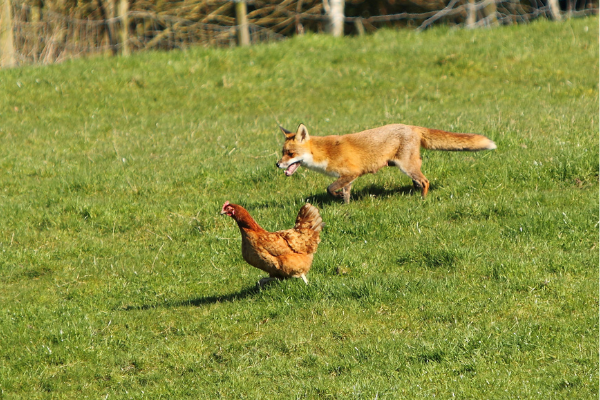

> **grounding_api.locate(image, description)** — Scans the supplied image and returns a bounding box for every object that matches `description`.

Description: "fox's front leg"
[327,176,358,204]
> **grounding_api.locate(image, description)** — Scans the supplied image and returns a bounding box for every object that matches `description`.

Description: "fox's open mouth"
[285,162,300,176]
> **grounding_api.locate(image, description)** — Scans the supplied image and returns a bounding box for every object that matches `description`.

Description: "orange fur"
[276,124,496,203]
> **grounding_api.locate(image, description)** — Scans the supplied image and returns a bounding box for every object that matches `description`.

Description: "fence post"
[118,0,129,55]
[483,0,499,26]
[354,18,365,35]
[324,0,345,37]
[547,0,562,20]
[466,0,477,28]
[0,0,16,67]
[235,0,250,46]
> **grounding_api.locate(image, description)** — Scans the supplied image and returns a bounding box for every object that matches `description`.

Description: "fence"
[1,0,597,67]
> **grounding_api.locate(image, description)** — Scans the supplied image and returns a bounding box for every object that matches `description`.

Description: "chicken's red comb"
[221,201,231,213]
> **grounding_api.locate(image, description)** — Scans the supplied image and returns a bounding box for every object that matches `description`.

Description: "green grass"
[0,17,598,398]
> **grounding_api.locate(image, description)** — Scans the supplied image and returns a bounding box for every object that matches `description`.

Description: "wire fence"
[1,0,597,67]
[5,1,288,65]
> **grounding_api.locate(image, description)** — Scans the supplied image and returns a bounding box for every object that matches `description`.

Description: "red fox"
[276,123,496,203]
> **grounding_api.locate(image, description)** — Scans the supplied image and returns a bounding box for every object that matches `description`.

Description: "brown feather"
[222,202,323,282]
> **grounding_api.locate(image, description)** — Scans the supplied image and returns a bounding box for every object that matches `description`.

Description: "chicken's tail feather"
[295,203,324,232]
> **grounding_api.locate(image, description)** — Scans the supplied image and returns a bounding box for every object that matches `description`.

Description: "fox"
[276,123,496,203]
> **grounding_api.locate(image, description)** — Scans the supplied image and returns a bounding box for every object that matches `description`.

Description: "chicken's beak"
[220,201,230,215]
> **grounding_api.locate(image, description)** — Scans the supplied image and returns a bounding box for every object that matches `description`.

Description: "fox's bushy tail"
[294,204,324,232]
[420,128,496,151]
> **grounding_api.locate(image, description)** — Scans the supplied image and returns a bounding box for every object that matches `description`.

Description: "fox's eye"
[287,151,294,157]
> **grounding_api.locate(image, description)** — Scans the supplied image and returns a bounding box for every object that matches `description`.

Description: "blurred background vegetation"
[1,0,598,65]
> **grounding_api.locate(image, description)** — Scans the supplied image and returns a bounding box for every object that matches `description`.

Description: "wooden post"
[97,0,117,55]
[547,0,562,21]
[30,0,41,62]
[0,0,16,67]
[295,0,304,35]
[118,0,129,55]
[235,0,249,46]
[483,0,499,27]
[566,0,573,18]
[354,18,365,35]
[324,0,345,37]
[466,0,477,28]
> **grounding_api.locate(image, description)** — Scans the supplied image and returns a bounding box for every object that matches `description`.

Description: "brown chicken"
[220,201,324,285]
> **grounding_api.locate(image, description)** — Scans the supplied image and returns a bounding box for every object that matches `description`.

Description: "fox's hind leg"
[393,156,430,198]
[412,175,429,198]
[327,175,358,204]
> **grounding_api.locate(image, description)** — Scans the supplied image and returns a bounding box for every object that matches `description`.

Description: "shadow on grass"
[353,184,420,200]
[239,183,438,210]
[304,183,435,207]
[122,285,261,311]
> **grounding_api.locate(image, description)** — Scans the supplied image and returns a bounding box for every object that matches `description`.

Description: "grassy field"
[0,17,598,399]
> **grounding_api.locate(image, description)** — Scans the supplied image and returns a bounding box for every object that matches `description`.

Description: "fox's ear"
[280,125,295,139]
[296,124,310,143]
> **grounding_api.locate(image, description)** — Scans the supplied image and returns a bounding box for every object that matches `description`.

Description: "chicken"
[220,201,324,285]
